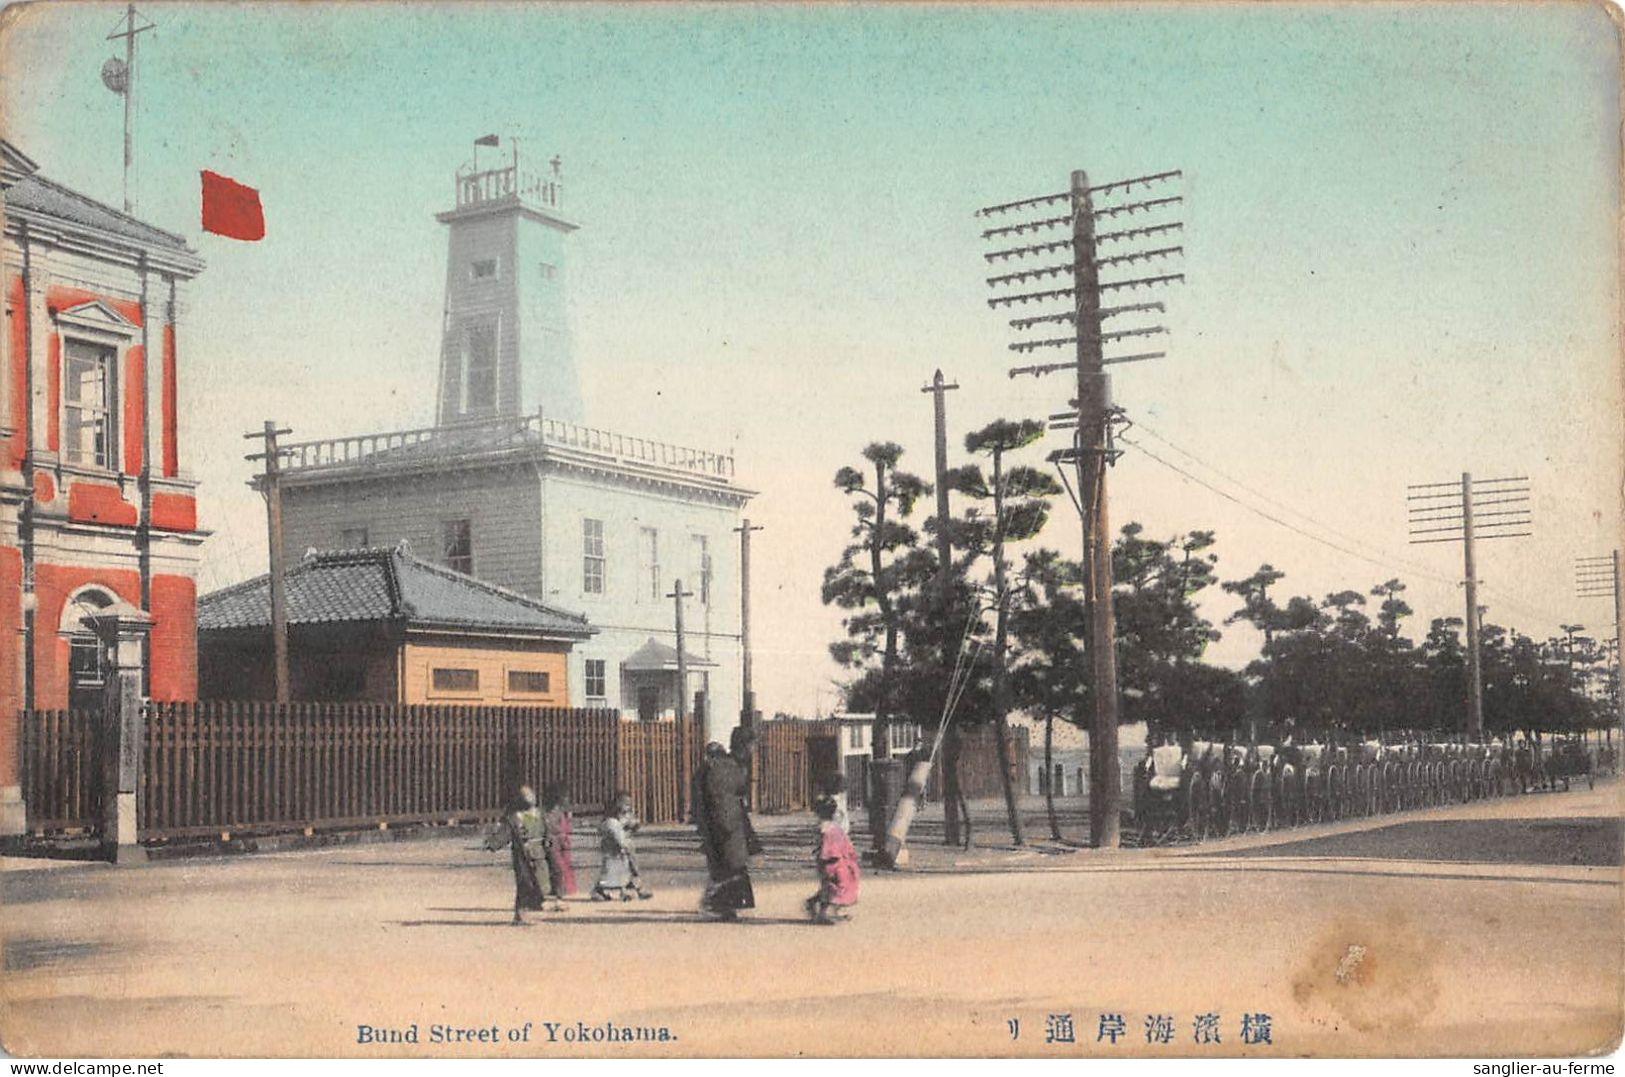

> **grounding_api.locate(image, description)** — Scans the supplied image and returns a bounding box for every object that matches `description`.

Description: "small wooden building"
[197,545,594,704]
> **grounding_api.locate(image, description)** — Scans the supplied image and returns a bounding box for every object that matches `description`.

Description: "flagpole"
[106,5,154,214]
[122,4,134,212]
[471,134,500,176]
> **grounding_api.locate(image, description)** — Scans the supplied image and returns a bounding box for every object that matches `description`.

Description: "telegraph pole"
[922,370,959,588]
[1615,549,1623,741]
[920,369,960,843]
[245,421,293,702]
[733,520,763,813]
[1071,170,1123,850]
[1407,472,1531,738]
[1576,551,1623,743]
[1460,473,1484,738]
[668,579,695,820]
[733,520,763,729]
[1560,623,1586,675]
[977,167,1184,848]
[104,6,155,214]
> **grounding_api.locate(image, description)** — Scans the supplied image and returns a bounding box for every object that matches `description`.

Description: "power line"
[1127,421,1569,627]
[1117,435,1572,629]
[1129,421,1457,587]
[1120,435,1436,580]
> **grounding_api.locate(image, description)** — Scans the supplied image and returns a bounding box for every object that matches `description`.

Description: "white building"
[833,712,924,759]
[273,143,753,737]
[1015,716,1087,797]
[1014,717,1150,798]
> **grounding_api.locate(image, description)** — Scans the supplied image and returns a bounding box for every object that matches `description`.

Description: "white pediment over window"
[54,300,138,339]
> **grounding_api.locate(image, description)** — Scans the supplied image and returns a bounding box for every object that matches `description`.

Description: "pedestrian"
[593,790,653,902]
[540,780,576,911]
[805,793,860,925]
[692,741,727,830]
[493,785,546,926]
[819,771,851,833]
[693,727,759,920]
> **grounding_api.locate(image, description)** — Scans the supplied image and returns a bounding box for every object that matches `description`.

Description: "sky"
[3,2,1620,718]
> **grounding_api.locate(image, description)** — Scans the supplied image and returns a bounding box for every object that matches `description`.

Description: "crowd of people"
[493,725,860,926]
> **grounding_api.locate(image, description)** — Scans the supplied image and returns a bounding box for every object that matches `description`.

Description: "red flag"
[200,170,265,241]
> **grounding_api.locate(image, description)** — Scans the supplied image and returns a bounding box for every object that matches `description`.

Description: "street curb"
[2,818,498,867]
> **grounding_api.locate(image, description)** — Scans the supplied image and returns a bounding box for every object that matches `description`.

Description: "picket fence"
[19,703,701,841]
[755,718,840,814]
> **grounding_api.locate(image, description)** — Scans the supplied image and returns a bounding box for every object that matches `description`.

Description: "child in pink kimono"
[540,781,576,911]
[805,795,859,924]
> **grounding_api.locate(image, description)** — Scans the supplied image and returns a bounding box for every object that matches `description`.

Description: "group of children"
[495,773,860,926]
[492,784,652,922]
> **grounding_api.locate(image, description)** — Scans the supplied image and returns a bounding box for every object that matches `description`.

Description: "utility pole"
[733,519,763,729]
[1407,472,1531,738]
[1577,550,1623,744]
[1615,549,1623,743]
[1460,472,1484,739]
[921,370,960,588]
[245,421,293,702]
[104,6,155,214]
[668,579,695,820]
[1560,623,1586,674]
[977,167,1184,848]
[920,369,960,843]
[1070,169,1123,851]
[733,520,763,814]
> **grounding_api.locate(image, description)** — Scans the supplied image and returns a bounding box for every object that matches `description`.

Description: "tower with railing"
[259,141,754,739]
[434,141,583,425]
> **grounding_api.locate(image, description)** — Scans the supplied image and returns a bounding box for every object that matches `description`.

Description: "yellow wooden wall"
[402,639,571,706]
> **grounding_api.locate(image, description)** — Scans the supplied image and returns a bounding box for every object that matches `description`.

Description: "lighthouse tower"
[434,142,583,425]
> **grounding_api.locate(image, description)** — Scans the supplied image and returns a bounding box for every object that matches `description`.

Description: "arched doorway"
[59,587,117,712]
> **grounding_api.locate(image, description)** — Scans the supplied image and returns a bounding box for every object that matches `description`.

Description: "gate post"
[86,601,153,865]
[0,706,22,839]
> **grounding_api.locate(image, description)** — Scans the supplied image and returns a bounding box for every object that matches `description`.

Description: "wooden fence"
[617,719,701,825]
[19,709,104,834]
[756,718,840,814]
[843,724,1031,808]
[20,703,702,842]
[927,725,1031,801]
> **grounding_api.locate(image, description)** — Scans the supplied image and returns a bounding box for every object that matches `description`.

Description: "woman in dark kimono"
[499,785,546,925]
[694,728,760,920]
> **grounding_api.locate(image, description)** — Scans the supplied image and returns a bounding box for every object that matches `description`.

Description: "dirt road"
[3,782,1619,1058]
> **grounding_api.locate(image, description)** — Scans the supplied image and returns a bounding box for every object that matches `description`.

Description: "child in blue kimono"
[592,790,653,901]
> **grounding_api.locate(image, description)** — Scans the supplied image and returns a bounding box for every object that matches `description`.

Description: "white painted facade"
[541,463,741,722]
[278,432,751,738]
[275,145,753,742]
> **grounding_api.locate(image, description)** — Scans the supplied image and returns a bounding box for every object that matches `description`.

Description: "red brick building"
[1,141,206,835]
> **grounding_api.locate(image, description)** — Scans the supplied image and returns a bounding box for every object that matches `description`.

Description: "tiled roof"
[198,546,593,639]
[5,171,192,252]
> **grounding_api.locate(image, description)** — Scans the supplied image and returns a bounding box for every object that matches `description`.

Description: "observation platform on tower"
[438,158,576,230]
[274,412,743,494]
